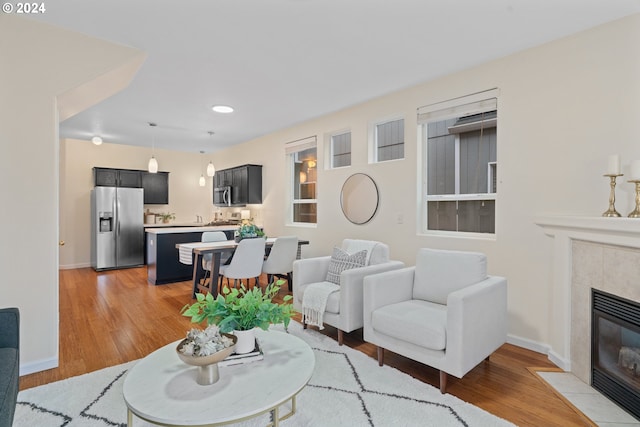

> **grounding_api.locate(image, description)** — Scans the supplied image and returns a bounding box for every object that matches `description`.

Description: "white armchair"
[293,239,404,345]
[363,248,507,393]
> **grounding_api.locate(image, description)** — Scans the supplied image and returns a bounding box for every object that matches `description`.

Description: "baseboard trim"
[548,350,571,371]
[20,357,58,376]
[507,334,550,354]
[59,262,91,270]
[507,334,571,371]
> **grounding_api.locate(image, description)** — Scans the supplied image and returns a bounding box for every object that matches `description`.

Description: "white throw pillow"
[325,247,367,285]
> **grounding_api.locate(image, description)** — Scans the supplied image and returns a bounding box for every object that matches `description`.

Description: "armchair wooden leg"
[377,346,384,366]
[439,371,447,394]
[337,329,344,346]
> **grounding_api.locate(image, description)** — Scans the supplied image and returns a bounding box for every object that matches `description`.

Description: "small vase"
[233,328,256,354]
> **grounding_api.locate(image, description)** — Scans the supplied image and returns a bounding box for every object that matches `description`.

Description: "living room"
[3,3,640,426]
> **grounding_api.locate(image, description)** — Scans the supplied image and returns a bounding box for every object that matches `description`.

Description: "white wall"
[0,15,144,374]
[30,13,640,372]
[182,14,640,364]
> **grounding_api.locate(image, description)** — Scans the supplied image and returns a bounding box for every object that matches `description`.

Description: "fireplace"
[592,289,640,420]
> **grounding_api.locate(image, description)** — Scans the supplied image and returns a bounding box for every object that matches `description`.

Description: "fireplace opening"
[592,289,640,421]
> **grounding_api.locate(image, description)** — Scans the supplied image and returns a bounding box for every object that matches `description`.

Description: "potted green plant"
[158,212,175,223]
[181,280,294,353]
[234,219,265,242]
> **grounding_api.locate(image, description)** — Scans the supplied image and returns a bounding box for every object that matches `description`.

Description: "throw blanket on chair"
[302,282,340,329]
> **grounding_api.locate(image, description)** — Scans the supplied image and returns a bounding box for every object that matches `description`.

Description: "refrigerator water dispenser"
[99,213,113,232]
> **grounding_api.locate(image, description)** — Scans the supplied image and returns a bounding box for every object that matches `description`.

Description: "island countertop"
[145,225,245,234]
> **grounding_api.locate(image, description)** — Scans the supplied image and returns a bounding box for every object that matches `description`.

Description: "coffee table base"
[127,394,299,427]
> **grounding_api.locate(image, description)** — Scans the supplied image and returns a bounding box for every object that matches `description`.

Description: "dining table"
[176,238,309,297]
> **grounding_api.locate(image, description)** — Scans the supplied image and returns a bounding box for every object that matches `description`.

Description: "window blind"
[285,135,317,155]
[417,88,499,124]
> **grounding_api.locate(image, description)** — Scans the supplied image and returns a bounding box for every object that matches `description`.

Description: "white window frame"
[325,129,352,169]
[285,136,318,227]
[417,89,499,238]
[369,116,405,163]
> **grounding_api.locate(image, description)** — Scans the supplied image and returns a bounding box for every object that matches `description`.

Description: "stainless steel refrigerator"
[91,187,144,271]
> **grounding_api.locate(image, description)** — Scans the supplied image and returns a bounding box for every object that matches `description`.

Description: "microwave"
[214,186,232,206]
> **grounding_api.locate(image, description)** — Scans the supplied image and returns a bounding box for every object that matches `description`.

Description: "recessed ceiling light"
[212,105,234,113]
[91,136,103,145]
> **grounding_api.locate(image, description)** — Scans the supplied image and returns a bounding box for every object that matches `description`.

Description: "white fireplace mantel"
[535,215,640,247]
[534,215,640,372]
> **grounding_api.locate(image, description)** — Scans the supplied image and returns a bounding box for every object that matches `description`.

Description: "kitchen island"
[145,225,240,285]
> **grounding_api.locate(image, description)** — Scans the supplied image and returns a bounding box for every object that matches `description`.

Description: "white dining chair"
[219,237,266,290]
[262,236,298,291]
[201,231,230,288]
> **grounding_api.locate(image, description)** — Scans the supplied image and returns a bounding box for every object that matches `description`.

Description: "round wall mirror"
[340,173,379,225]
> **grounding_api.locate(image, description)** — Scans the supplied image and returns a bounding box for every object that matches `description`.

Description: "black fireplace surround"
[592,289,640,420]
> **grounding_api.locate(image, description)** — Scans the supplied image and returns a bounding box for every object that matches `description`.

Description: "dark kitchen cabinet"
[213,164,262,206]
[232,164,262,205]
[94,167,141,188]
[215,169,233,188]
[94,168,170,204]
[142,171,169,204]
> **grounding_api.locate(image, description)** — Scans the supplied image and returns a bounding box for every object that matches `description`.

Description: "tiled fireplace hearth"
[536,216,640,378]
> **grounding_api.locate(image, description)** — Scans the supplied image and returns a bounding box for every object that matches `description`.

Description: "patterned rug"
[15,321,514,426]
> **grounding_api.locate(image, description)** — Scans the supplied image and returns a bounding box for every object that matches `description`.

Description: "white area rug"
[15,321,514,426]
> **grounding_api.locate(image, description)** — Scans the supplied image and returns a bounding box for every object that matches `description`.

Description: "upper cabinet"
[141,172,169,204]
[94,167,141,188]
[214,164,262,206]
[94,167,169,204]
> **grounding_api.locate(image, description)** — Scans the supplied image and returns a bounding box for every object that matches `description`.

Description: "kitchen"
[60,138,280,273]
[90,160,265,285]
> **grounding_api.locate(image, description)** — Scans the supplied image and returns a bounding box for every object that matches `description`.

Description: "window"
[419,91,498,234]
[375,118,404,162]
[285,136,317,225]
[331,131,351,168]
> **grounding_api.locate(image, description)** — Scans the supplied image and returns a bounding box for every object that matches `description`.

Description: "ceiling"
[30,0,640,153]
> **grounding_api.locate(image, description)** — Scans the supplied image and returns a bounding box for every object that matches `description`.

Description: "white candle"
[631,160,640,180]
[607,155,620,175]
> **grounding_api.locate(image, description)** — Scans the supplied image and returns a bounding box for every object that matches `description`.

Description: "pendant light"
[199,151,206,187]
[148,122,158,173]
[206,131,216,177]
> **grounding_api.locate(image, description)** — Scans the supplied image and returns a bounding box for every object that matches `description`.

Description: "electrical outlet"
[397,213,404,224]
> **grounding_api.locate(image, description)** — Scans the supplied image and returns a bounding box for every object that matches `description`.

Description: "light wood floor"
[19,266,589,426]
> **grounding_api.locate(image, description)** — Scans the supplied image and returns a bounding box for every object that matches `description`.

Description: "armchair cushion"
[413,248,487,304]
[342,239,389,265]
[326,247,367,285]
[371,300,447,350]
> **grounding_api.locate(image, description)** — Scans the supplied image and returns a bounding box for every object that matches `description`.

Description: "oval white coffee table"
[123,330,315,426]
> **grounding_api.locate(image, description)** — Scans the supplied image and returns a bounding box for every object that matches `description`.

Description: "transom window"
[419,92,498,235]
[331,131,351,168]
[375,118,404,162]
